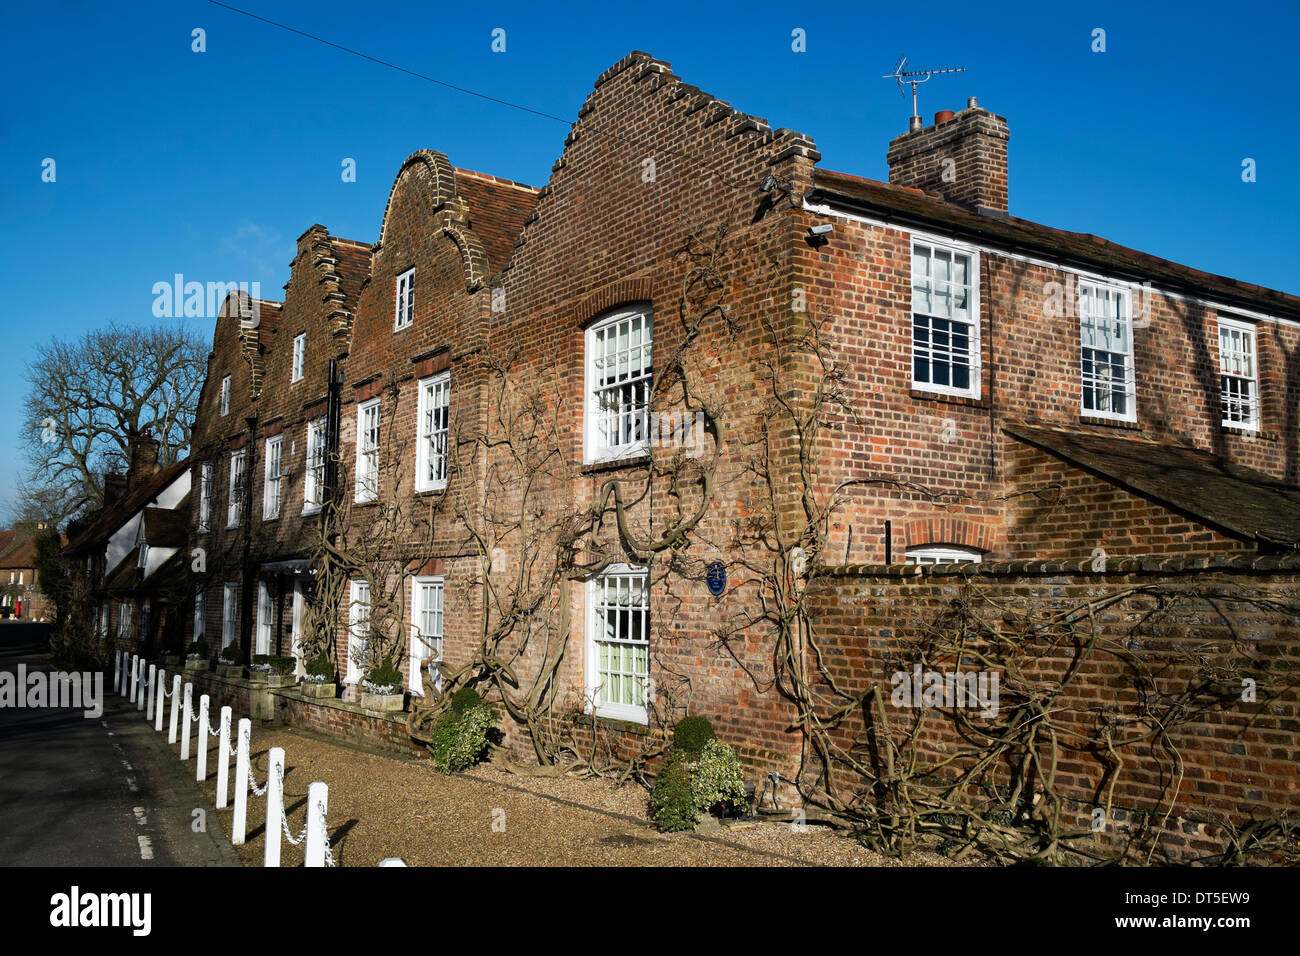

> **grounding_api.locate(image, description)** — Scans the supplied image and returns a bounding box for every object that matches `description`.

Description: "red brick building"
[178,54,1299,840]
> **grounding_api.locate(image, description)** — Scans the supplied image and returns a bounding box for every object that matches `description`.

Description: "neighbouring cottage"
[63,431,192,657]
[168,52,1297,861]
[0,522,59,621]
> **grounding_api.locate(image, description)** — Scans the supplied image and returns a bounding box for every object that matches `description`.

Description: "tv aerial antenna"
[883,56,966,125]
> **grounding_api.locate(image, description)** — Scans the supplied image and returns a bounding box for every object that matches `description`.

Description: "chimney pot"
[908,115,923,132]
[934,110,955,125]
[967,96,979,109]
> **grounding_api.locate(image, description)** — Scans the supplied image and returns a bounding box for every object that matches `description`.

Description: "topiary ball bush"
[449,686,484,716]
[306,653,335,681]
[672,715,716,756]
[220,641,241,662]
[366,657,403,690]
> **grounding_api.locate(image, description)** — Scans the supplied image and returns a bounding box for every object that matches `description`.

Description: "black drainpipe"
[240,413,258,665]
[884,519,892,564]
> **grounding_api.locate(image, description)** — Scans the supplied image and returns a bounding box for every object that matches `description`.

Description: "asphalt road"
[0,625,239,867]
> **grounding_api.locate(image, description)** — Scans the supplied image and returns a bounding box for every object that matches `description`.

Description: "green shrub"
[650,752,697,832]
[269,655,296,676]
[449,686,484,716]
[689,739,749,817]
[220,641,241,662]
[429,704,494,773]
[306,653,334,681]
[672,715,716,756]
[186,638,208,659]
[365,657,403,691]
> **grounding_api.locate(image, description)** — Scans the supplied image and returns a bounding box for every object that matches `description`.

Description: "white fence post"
[305,782,329,867]
[196,695,210,781]
[154,670,167,732]
[113,650,121,693]
[137,660,147,713]
[180,683,193,761]
[145,664,156,720]
[167,674,181,743]
[119,652,127,698]
[232,718,251,845]
[264,746,285,868]
[216,707,232,808]
[129,654,138,703]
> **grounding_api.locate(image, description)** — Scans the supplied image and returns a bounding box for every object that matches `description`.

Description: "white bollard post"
[137,660,147,713]
[154,670,167,732]
[216,707,232,808]
[180,683,193,761]
[305,782,329,867]
[129,655,138,705]
[232,718,251,845]
[113,650,121,693]
[264,746,285,868]
[146,664,156,720]
[167,675,181,743]
[196,695,210,781]
[120,652,129,699]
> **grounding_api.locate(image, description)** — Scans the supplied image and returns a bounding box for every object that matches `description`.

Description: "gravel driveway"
[184,720,961,867]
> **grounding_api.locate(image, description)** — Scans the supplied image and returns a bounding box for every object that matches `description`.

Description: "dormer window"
[395,268,415,330]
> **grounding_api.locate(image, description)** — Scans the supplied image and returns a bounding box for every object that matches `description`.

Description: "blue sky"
[2,0,1297,521]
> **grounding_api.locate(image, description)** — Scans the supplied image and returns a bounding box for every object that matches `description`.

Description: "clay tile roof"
[0,535,36,569]
[809,169,1300,320]
[453,168,539,274]
[64,457,192,556]
[1005,424,1300,549]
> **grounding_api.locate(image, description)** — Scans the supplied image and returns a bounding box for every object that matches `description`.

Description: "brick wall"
[795,560,1300,860]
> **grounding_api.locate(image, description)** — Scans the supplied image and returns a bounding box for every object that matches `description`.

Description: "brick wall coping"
[816,551,1300,579]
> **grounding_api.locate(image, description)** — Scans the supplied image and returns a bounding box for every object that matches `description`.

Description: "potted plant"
[264,655,297,688]
[360,657,405,713]
[183,638,209,673]
[300,653,337,698]
[248,654,273,685]
[216,640,244,678]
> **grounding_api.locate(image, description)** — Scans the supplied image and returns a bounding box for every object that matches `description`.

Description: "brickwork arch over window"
[902,517,994,556]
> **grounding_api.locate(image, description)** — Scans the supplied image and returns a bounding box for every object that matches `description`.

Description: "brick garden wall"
[795,559,1300,861]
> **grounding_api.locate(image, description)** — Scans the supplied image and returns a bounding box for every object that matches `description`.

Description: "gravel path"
[182,721,966,867]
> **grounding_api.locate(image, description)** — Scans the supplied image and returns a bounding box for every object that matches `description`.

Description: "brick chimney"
[886,98,1009,215]
[103,474,128,505]
[127,431,161,489]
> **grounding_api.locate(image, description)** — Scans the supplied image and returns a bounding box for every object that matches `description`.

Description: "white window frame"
[910,237,981,399]
[409,575,444,695]
[905,546,983,565]
[583,307,654,464]
[415,373,450,492]
[117,601,133,641]
[194,586,206,641]
[355,398,381,502]
[227,449,246,528]
[198,462,213,533]
[291,333,306,383]
[256,581,273,656]
[346,579,371,684]
[303,417,327,514]
[585,563,650,724]
[263,435,283,520]
[290,581,305,677]
[220,375,231,416]
[222,583,239,649]
[395,267,415,330]
[98,604,109,640]
[1078,279,1137,422]
[1218,316,1260,431]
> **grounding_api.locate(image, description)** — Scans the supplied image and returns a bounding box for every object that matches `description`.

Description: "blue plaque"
[705,561,727,596]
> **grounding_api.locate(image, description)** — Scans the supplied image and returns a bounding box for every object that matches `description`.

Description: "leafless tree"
[17,321,206,522]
